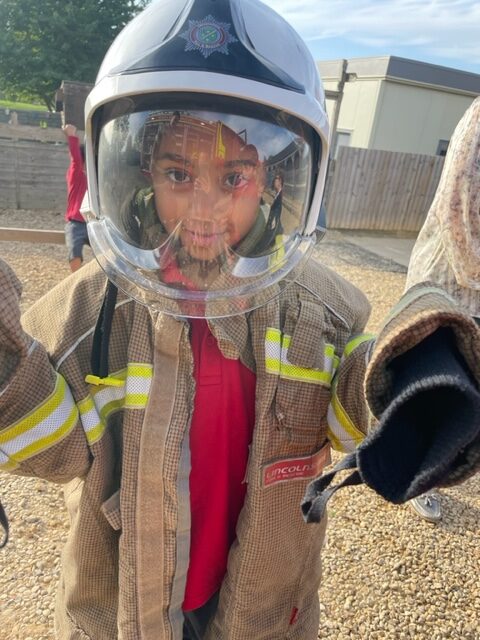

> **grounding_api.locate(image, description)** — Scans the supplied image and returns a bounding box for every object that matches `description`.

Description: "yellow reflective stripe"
[125,364,153,399]
[265,328,282,343]
[80,363,153,445]
[280,336,336,385]
[0,449,19,471]
[83,420,105,446]
[0,375,68,444]
[125,393,150,408]
[12,405,78,463]
[326,426,344,453]
[265,357,281,374]
[127,363,154,378]
[78,395,104,446]
[98,397,124,422]
[265,328,337,385]
[327,391,364,453]
[265,328,282,374]
[325,344,335,358]
[0,375,78,463]
[279,363,332,385]
[343,333,375,358]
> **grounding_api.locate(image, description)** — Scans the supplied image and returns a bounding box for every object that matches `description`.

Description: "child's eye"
[223,172,248,190]
[164,168,192,184]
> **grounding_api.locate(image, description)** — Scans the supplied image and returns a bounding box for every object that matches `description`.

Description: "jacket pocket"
[266,301,338,444]
[101,489,122,531]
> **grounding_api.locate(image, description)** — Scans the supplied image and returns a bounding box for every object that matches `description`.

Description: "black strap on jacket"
[90,280,118,379]
[0,500,8,548]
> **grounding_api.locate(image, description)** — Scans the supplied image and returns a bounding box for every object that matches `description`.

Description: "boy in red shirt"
[62,124,88,272]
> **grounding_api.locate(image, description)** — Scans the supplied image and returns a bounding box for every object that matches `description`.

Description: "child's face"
[151,119,265,262]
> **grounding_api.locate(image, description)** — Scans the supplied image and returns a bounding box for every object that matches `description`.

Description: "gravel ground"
[0,210,479,640]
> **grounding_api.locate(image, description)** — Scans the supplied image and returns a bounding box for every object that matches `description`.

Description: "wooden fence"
[0,138,68,210]
[324,146,444,232]
[0,137,445,232]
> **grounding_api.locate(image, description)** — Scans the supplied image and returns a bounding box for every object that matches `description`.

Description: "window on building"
[436,139,450,157]
[333,130,352,159]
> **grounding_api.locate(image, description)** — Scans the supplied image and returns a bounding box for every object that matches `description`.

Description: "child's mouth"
[183,226,225,248]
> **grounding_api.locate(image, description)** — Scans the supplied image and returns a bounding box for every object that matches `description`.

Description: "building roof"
[318,56,480,96]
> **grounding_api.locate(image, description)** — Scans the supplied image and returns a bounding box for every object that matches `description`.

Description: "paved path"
[338,231,417,268]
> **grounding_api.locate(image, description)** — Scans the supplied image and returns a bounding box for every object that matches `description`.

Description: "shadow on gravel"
[315,239,408,274]
[433,494,480,535]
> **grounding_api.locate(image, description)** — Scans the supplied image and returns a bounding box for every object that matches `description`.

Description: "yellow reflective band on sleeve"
[265,328,337,386]
[81,363,153,445]
[0,374,78,467]
[327,387,365,453]
[343,333,375,358]
[78,395,105,446]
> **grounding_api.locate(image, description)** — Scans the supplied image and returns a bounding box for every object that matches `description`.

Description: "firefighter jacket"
[1,256,480,639]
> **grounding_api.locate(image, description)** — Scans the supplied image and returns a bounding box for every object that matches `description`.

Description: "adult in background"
[63,124,89,272]
[405,96,480,523]
[266,172,284,237]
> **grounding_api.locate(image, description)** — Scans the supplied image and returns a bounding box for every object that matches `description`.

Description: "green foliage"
[0,98,46,111]
[0,0,150,110]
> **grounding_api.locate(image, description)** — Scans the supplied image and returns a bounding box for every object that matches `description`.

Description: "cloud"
[261,0,480,65]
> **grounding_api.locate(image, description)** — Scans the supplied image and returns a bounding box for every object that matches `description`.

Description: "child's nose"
[192,174,224,218]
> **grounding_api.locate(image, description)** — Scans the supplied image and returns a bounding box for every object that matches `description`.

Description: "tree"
[0,0,150,110]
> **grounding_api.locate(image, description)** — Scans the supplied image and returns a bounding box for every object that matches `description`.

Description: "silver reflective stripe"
[0,374,78,470]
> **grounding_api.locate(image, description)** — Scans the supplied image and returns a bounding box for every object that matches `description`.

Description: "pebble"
[0,210,479,639]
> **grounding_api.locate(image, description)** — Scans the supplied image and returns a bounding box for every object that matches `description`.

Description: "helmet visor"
[90,95,319,316]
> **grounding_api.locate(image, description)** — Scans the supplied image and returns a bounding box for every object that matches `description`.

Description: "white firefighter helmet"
[84,0,329,318]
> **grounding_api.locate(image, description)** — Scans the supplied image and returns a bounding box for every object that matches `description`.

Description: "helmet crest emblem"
[180,15,238,58]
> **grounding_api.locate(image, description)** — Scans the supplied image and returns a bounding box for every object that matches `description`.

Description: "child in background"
[62,123,88,272]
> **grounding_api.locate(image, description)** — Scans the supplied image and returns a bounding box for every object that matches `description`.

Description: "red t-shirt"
[182,319,256,611]
[65,136,87,223]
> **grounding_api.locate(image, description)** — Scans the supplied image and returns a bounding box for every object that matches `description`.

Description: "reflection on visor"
[95,102,317,316]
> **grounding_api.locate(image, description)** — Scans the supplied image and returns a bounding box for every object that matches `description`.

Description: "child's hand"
[62,123,77,138]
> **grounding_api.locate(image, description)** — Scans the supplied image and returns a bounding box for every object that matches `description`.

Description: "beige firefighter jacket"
[1,256,479,639]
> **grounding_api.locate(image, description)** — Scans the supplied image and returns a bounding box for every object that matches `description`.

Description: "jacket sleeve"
[326,333,375,453]
[67,135,84,174]
[0,258,91,484]
[302,283,480,522]
[362,283,480,499]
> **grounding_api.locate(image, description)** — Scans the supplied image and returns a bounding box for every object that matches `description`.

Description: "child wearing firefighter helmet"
[1,1,480,639]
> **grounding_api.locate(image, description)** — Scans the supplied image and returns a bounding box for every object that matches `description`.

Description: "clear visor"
[89,96,319,317]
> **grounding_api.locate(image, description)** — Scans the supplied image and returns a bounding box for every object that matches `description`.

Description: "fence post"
[14,142,21,209]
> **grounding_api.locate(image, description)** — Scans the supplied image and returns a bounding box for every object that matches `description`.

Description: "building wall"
[335,79,382,148]
[369,81,475,154]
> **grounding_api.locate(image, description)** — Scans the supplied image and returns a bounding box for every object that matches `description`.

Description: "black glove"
[302,328,480,522]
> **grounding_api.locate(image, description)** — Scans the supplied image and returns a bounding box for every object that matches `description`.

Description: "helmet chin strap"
[0,500,9,548]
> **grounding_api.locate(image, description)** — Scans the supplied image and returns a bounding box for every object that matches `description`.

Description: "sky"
[261,0,480,75]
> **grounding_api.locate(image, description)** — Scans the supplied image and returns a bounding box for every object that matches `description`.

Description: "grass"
[0,99,47,112]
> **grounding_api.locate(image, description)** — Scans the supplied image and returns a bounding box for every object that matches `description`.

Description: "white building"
[318,56,480,157]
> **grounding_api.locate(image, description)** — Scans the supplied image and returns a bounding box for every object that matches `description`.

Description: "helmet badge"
[180,15,238,58]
